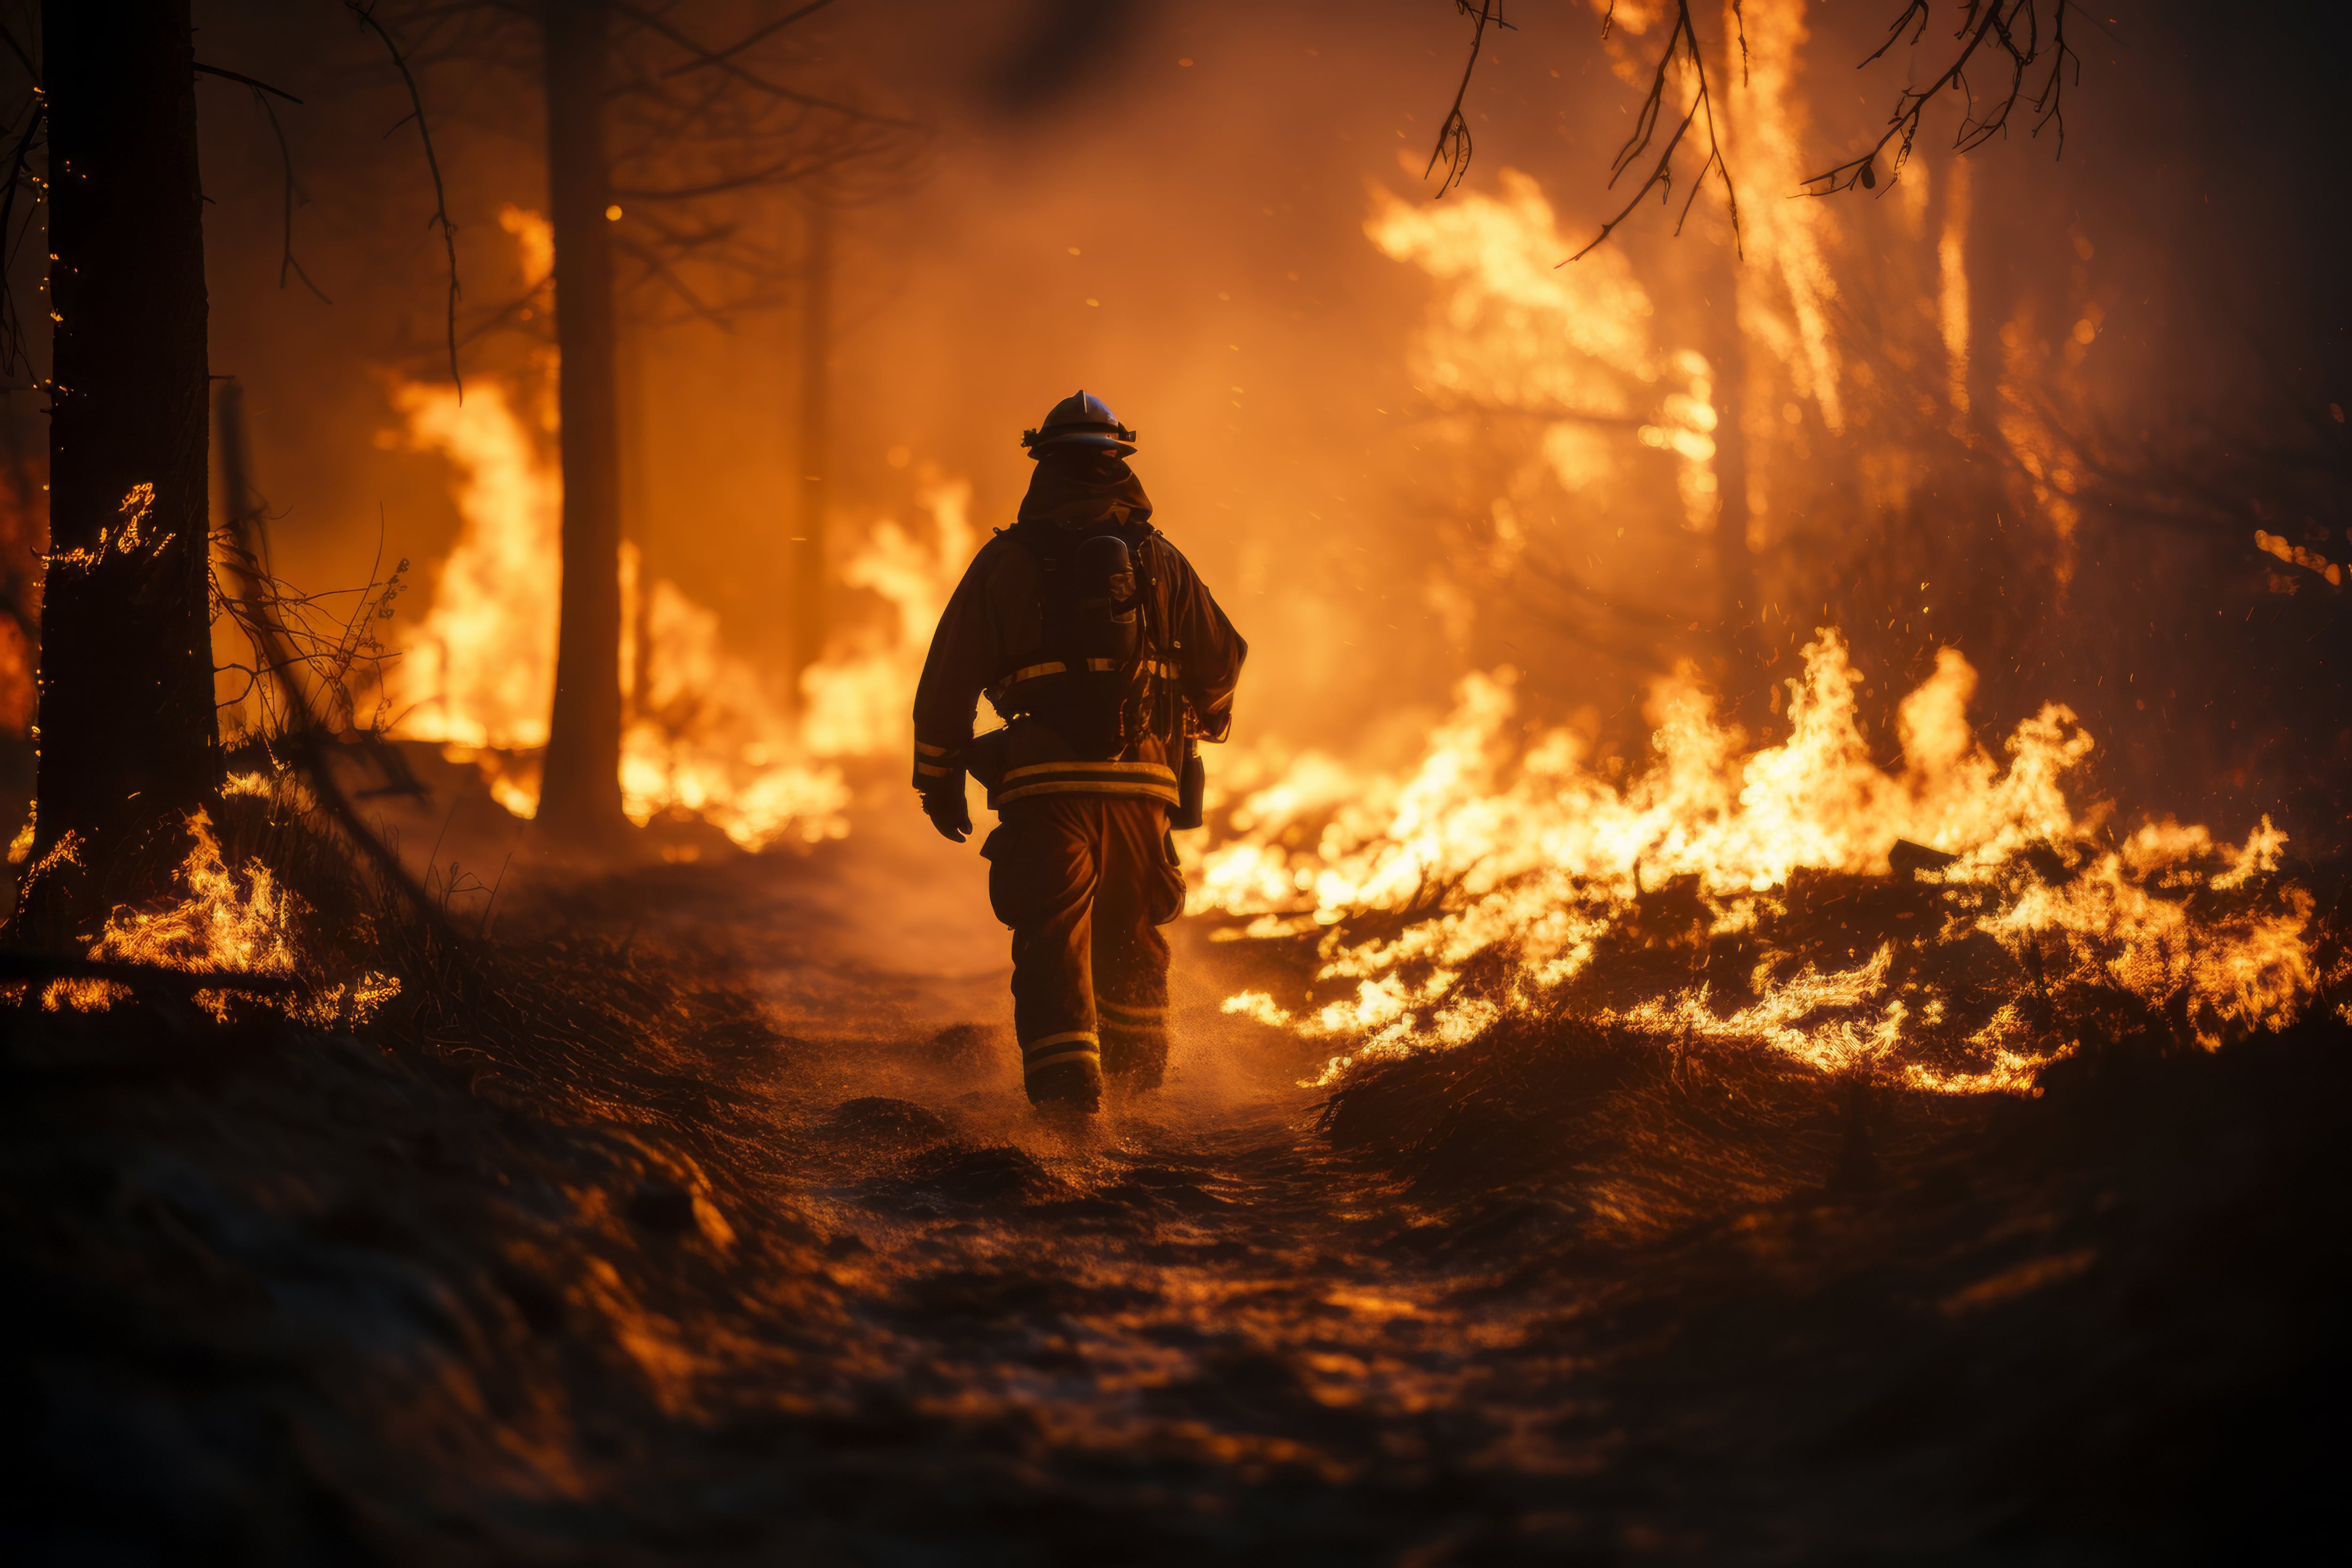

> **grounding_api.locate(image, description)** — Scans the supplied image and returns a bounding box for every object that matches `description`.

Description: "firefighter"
[912,391,1247,1113]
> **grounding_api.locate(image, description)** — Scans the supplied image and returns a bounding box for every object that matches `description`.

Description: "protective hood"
[1016,452,1154,532]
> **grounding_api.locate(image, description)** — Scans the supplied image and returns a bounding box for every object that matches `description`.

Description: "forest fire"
[4,3,2347,1563]
[380,336,971,848]
[17,803,398,1028]
[1207,632,2317,1093]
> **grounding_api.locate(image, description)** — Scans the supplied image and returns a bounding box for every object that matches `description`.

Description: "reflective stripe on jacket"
[911,528,1246,808]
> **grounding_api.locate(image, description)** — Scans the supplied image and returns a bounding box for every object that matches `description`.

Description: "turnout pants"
[982,795,1186,1104]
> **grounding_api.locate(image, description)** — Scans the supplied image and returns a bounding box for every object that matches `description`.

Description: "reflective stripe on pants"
[982,793,1184,1099]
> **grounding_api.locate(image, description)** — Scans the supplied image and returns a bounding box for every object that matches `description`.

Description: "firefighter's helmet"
[1020,390,1137,458]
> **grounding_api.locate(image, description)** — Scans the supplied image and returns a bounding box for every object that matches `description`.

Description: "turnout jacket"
[912,459,1247,810]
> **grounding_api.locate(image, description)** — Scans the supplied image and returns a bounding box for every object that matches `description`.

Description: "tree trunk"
[790,199,832,697]
[1711,256,1763,725]
[617,312,652,727]
[20,0,220,935]
[536,0,628,843]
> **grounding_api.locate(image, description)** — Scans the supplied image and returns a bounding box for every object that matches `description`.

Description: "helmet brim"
[1027,432,1137,458]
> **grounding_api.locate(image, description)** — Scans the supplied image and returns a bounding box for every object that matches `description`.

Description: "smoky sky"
[981,0,1164,120]
[3,0,2341,836]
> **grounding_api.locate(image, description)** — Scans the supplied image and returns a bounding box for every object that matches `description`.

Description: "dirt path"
[498,806,2336,1562]
[8,789,2343,1563]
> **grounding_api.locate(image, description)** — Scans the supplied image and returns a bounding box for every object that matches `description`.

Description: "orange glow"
[1726,0,1844,434]
[383,358,970,848]
[385,376,562,751]
[1365,171,1718,525]
[1939,156,1971,428]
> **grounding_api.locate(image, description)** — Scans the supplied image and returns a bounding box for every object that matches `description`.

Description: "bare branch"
[608,0,916,128]
[659,0,837,76]
[1804,0,2082,197]
[1860,0,1931,68]
[608,143,870,203]
[0,19,36,86]
[1566,1,1740,263]
[191,66,331,303]
[1425,0,1510,197]
[192,62,302,103]
[251,88,332,303]
[0,99,44,381]
[345,1,463,397]
[613,234,730,329]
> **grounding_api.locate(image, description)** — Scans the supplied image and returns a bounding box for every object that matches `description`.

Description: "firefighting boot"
[1096,997,1169,1091]
[1022,1031,1104,1113]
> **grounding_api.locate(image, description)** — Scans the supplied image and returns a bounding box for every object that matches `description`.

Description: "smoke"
[980,0,1165,120]
[150,0,2350,852]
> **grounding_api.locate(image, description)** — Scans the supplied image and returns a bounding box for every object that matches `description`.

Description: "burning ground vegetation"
[1195,629,2341,1096]
[4,634,2350,1564]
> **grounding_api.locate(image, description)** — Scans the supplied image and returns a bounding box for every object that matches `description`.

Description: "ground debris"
[5,847,2345,1564]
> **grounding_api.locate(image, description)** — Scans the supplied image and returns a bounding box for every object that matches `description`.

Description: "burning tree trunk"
[20,0,221,932]
[536,0,629,843]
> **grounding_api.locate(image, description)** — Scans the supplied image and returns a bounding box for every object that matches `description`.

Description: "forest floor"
[4,786,2347,1566]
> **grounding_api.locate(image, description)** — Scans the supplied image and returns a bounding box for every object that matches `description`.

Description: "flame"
[1724,0,1844,433]
[373,208,971,845]
[2253,528,2344,587]
[500,201,555,291]
[385,377,562,750]
[616,545,850,850]
[616,473,970,847]
[382,366,967,846]
[0,609,30,735]
[1366,169,1721,531]
[1938,156,1972,429]
[800,473,973,757]
[1205,148,2327,1097]
[1200,635,2317,1093]
[32,808,399,1027]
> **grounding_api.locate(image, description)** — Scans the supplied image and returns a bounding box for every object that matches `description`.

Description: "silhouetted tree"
[1425,0,2085,247]
[381,0,918,844]
[16,0,221,934]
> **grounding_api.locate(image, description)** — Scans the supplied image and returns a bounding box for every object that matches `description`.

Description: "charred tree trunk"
[537,0,628,843]
[19,0,220,935]
[790,199,831,698]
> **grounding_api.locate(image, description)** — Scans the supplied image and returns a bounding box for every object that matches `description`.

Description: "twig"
[613,233,730,327]
[606,143,867,203]
[0,98,44,380]
[477,850,513,939]
[252,88,332,303]
[345,1,463,397]
[208,449,457,941]
[1803,0,2081,196]
[289,727,463,944]
[1566,0,1740,263]
[611,0,917,127]
[658,0,837,76]
[0,19,37,85]
[192,63,303,103]
[1425,0,1510,197]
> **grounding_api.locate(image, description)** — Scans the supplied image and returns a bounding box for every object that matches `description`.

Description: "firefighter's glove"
[921,783,972,844]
